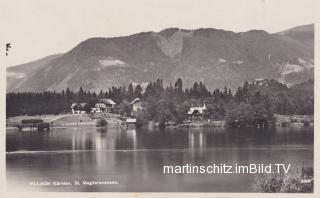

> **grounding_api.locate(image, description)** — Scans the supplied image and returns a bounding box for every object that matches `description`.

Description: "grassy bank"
[6,113,124,128]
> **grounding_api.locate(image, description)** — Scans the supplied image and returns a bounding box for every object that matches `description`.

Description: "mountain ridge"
[7,24,314,92]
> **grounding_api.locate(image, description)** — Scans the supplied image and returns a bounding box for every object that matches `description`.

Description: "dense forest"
[6,78,313,127]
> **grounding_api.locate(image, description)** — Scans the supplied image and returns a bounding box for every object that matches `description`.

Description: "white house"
[90,98,116,113]
[100,98,116,112]
[100,98,116,107]
[71,103,87,114]
[253,78,269,86]
[90,107,101,113]
[131,98,143,112]
[90,103,106,113]
[187,103,207,115]
[96,103,107,109]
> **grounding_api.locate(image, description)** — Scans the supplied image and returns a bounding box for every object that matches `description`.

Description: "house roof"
[99,98,116,105]
[130,98,141,105]
[95,102,106,106]
[71,103,87,108]
[187,103,207,115]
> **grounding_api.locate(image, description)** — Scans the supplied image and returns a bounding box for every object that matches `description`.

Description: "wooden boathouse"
[16,119,50,131]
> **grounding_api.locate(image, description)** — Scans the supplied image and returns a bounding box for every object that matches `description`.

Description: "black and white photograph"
[3,0,316,195]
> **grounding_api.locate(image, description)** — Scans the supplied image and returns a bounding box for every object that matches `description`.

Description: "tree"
[118,100,132,116]
[174,78,183,94]
[77,86,85,102]
[127,83,134,100]
[134,84,142,99]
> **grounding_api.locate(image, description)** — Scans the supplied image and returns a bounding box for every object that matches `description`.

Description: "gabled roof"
[130,98,141,105]
[99,98,116,105]
[71,102,87,108]
[187,103,207,115]
[95,102,106,106]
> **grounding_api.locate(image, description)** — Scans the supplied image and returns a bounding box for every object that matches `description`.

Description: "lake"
[6,126,313,192]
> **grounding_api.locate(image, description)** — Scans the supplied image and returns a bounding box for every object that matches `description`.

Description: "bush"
[303,121,310,127]
[225,102,273,128]
[136,112,148,128]
[118,100,132,116]
[252,167,313,193]
[96,118,107,127]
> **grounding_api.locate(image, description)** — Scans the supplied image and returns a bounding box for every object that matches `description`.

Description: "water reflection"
[61,128,138,151]
[188,130,206,149]
[6,126,314,192]
[6,126,314,152]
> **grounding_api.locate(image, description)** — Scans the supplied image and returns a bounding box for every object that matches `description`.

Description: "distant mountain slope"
[7,24,314,92]
[7,54,62,91]
[275,24,314,52]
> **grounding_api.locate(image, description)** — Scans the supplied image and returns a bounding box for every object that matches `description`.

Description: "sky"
[1,0,315,66]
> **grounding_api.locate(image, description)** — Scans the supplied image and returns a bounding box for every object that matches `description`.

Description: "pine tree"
[134,84,142,99]
[174,78,183,94]
[128,83,134,101]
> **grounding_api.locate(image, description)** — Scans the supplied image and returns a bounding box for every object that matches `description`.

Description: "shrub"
[303,121,310,127]
[252,166,313,193]
[225,102,273,128]
[96,118,107,127]
[118,100,132,116]
[136,112,148,128]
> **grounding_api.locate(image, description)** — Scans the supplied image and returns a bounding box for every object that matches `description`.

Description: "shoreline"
[6,113,314,130]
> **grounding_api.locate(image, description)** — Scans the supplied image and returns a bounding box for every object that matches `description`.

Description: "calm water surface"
[6,126,313,192]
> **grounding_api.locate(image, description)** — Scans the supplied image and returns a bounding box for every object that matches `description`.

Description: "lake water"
[6,126,313,192]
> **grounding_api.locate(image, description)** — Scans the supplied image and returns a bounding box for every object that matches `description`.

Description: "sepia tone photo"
[4,0,315,194]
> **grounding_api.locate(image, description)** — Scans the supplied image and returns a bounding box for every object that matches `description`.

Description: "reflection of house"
[188,131,206,149]
[187,103,207,116]
[91,98,116,113]
[131,98,143,112]
[71,103,87,114]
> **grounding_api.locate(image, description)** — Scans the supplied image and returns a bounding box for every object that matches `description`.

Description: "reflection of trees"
[69,127,311,152]
[71,131,95,150]
[114,129,137,150]
[70,129,138,151]
[70,128,138,170]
